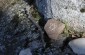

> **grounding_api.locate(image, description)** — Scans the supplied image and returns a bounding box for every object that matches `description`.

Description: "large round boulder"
[35,0,85,32]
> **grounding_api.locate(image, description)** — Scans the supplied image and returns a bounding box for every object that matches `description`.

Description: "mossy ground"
[29,6,41,21]
[61,20,83,37]
[0,0,20,10]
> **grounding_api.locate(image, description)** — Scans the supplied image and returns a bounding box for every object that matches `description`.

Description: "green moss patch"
[30,6,41,21]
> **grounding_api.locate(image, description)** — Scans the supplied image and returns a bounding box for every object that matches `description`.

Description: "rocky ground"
[0,0,82,55]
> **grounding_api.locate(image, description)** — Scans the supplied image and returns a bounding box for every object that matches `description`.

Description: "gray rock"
[69,38,85,55]
[19,48,32,55]
[35,0,85,32]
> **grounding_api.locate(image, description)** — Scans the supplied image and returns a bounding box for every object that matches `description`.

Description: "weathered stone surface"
[69,38,85,54]
[36,0,85,32]
[44,19,65,40]
[0,0,34,55]
[19,48,32,55]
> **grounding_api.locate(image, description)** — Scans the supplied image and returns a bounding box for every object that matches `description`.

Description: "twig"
[24,8,45,47]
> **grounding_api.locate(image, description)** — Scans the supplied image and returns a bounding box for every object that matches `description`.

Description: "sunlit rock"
[69,38,85,54]
[44,19,65,40]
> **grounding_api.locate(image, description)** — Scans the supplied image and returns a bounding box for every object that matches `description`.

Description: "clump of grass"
[62,20,83,37]
[62,20,74,36]
[29,6,41,21]
[62,20,69,35]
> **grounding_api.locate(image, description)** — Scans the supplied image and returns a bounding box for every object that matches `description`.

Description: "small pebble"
[19,48,32,55]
